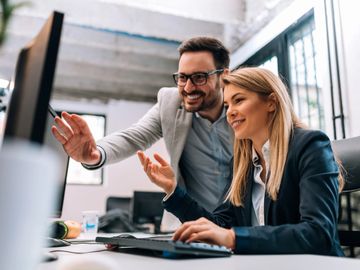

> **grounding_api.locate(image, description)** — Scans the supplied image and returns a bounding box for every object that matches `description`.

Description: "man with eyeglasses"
[51,37,233,222]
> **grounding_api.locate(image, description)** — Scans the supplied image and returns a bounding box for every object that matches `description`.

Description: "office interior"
[0,0,360,265]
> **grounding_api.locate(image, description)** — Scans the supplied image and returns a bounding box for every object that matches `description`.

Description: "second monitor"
[131,191,165,234]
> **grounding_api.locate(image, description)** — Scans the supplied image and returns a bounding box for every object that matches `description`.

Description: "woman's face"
[224,84,276,146]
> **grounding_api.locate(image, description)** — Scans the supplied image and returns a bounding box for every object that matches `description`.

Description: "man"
[52,37,234,213]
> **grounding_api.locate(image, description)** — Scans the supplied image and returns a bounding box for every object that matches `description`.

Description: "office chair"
[332,136,360,257]
[98,196,135,233]
[106,196,132,212]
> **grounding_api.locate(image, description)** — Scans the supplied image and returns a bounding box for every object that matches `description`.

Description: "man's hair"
[178,36,230,69]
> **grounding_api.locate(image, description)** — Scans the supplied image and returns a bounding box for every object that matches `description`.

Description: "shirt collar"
[252,140,270,166]
[194,106,227,121]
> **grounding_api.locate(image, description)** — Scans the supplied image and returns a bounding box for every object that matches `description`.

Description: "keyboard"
[95,235,233,258]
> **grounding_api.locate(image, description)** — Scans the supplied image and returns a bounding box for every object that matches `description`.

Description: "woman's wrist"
[228,228,236,250]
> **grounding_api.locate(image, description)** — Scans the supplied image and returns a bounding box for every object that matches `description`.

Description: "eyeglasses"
[172,69,224,86]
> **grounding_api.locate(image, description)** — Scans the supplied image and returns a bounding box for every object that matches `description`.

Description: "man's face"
[177,51,222,113]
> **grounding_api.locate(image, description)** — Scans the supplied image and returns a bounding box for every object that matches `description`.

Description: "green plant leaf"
[1,0,30,46]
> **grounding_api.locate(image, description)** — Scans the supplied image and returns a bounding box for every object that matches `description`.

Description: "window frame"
[56,110,106,186]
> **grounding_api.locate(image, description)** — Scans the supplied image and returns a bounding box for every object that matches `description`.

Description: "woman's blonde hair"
[223,67,343,206]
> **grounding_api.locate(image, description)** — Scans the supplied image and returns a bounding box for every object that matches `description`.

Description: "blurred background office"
[0,0,359,255]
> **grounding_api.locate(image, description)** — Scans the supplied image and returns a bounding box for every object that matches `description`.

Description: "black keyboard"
[96,235,233,258]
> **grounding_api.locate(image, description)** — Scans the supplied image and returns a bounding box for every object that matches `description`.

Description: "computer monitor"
[0,11,66,261]
[131,191,165,233]
[3,11,63,144]
[2,11,66,218]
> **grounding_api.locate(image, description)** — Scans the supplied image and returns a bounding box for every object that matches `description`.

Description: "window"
[259,55,278,75]
[65,113,106,185]
[240,10,325,131]
[288,17,324,130]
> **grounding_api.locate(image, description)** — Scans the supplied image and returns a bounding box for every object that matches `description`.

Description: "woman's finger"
[186,230,214,244]
[173,221,197,241]
[177,224,209,242]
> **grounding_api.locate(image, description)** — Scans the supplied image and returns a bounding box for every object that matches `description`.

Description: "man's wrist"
[163,185,177,201]
[82,146,106,170]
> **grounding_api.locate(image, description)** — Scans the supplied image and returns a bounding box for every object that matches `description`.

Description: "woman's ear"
[267,93,277,112]
[222,68,230,76]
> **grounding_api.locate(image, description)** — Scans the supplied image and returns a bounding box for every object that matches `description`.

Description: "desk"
[38,242,360,270]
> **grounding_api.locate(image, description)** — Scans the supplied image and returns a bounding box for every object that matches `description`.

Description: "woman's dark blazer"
[164,128,344,256]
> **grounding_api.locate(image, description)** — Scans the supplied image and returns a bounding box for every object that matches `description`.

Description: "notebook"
[95,234,233,258]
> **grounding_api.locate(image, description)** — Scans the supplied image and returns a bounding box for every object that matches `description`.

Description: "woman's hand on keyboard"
[137,151,176,195]
[173,217,236,250]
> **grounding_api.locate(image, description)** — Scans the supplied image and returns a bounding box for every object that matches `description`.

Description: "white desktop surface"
[37,235,360,270]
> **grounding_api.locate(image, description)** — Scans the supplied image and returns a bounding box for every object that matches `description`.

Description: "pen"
[48,105,59,118]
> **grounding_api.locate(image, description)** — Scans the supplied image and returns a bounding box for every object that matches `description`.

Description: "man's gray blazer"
[97,87,192,188]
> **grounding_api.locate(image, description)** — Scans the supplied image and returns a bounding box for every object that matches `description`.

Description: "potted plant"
[0,0,28,46]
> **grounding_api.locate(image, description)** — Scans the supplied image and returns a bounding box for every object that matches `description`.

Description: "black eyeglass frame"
[172,69,224,86]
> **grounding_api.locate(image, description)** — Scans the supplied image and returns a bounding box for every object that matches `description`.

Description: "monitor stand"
[154,216,162,234]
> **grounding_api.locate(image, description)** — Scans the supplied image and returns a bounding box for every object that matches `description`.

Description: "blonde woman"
[137,67,344,256]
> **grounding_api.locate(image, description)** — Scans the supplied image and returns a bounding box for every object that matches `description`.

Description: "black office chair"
[106,196,132,212]
[98,196,135,233]
[332,136,360,257]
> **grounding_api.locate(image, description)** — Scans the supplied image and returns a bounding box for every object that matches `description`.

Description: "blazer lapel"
[171,107,192,187]
[264,192,271,224]
[242,166,254,226]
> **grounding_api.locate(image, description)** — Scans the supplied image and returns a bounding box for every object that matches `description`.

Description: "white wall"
[52,98,169,221]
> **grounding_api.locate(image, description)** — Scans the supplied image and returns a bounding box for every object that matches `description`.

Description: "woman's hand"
[173,217,236,250]
[137,151,176,195]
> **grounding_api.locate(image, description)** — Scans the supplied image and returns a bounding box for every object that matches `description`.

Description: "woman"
[137,67,344,256]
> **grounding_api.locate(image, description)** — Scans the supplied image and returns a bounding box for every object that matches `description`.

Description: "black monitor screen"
[131,191,165,230]
[4,11,63,144]
[3,11,65,218]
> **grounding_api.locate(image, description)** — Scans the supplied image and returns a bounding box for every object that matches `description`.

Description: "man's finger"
[154,153,169,166]
[51,126,67,145]
[137,151,146,166]
[71,114,93,136]
[61,112,81,134]
[54,115,73,139]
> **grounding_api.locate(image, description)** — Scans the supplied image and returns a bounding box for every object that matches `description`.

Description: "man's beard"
[182,90,220,113]
[181,81,222,113]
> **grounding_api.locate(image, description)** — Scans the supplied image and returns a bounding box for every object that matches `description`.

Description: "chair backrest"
[331,136,360,193]
[106,196,132,212]
[331,136,360,257]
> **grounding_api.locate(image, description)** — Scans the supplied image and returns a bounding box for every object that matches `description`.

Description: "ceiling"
[0,0,293,103]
